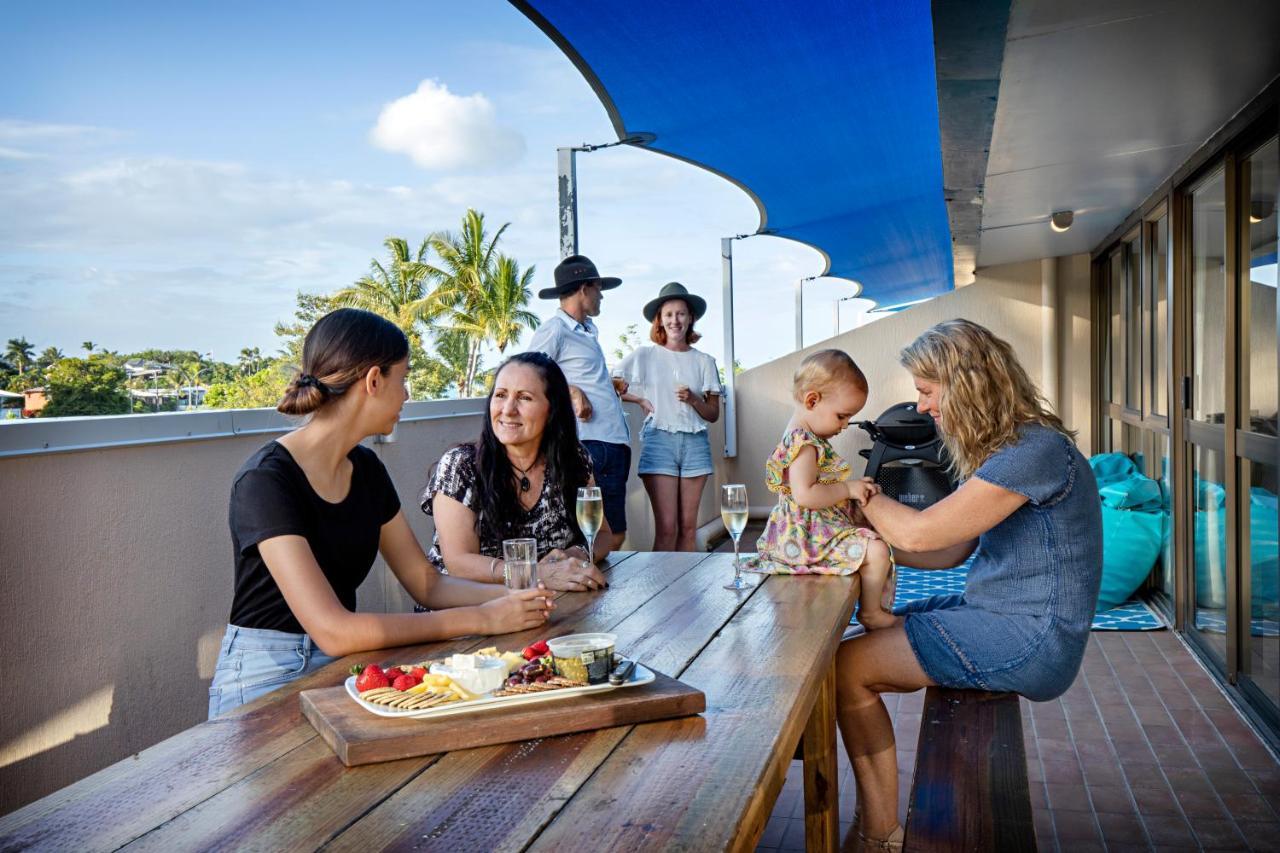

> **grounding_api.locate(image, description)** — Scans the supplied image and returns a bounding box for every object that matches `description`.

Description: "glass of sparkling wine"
[721,484,754,590]
[576,486,603,563]
[502,538,537,590]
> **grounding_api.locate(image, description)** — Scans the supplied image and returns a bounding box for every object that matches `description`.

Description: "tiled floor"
[716,530,1280,851]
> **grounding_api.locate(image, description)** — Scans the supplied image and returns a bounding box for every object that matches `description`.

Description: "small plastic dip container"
[547,633,617,684]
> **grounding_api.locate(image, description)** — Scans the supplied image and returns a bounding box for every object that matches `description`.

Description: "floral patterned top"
[420,442,591,573]
[744,427,877,576]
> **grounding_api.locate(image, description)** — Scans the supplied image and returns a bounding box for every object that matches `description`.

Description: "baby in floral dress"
[745,350,896,629]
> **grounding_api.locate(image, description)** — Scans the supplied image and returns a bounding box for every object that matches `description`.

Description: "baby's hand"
[846,478,881,506]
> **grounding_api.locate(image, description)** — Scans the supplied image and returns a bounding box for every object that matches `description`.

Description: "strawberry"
[530,640,550,657]
[522,645,539,661]
[407,666,428,680]
[392,674,419,691]
[355,667,390,693]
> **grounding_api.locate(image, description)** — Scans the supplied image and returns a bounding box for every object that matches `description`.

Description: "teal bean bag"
[1089,453,1165,611]
[1192,478,1279,621]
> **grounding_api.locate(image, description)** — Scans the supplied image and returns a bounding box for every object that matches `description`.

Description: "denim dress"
[900,424,1102,701]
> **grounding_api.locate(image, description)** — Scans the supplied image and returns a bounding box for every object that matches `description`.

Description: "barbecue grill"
[856,402,955,509]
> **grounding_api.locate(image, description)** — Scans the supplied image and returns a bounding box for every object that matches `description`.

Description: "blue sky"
[0,0,875,371]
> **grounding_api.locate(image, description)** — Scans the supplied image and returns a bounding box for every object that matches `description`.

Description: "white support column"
[1041,257,1059,411]
[795,277,804,351]
[721,237,738,458]
[557,147,578,259]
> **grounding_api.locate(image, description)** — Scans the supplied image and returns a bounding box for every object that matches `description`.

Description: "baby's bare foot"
[860,607,898,630]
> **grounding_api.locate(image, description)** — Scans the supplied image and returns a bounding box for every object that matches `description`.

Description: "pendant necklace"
[512,456,540,493]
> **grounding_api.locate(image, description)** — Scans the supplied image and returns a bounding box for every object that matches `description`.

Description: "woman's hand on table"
[539,548,609,592]
[476,584,554,634]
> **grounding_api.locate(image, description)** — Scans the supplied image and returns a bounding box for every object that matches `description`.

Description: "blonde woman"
[835,319,1102,851]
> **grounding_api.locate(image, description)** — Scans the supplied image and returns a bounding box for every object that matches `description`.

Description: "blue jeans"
[207,625,337,718]
[582,440,631,534]
[637,422,714,478]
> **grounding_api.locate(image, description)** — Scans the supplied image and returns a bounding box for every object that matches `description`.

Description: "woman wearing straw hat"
[613,283,722,551]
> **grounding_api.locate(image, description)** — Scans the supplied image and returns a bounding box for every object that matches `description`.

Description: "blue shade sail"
[512,0,954,305]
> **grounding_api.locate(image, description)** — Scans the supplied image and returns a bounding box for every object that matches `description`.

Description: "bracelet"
[489,557,500,579]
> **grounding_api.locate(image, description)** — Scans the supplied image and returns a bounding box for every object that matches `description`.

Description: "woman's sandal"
[854,824,904,852]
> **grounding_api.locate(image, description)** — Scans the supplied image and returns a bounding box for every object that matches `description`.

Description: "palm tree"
[446,254,540,370]
[5,338,34,375]
[37,346,65,370]
[81,341,95,354]
[425,209,510,395]
[238,347,262,376]
[332,237,452,353]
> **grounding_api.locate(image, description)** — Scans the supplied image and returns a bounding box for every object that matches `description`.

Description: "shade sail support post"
[557,147,578,259]
[721,237,738,458]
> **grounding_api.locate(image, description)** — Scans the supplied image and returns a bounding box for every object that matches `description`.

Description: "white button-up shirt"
[525,309,630,445]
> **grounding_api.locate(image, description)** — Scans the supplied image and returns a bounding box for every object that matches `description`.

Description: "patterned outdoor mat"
[849,563,1167,632]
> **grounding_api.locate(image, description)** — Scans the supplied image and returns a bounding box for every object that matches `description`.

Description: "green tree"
[274,291,335,367]
[81,341,95,353]
[445,254,539,359]
[36,346,65,371]
[238,347,263,376]
[412,328,473,398]
[610,323,644,363]
[425,209,510,395]
[332,237,451,353]
[5,338,34,375]
[204,364,290,410]
[42,356,130,417]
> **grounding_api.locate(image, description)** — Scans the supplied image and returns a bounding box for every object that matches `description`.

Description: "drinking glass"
[576,486,603,563]
[502,537,537,590]
[721,484,754,590]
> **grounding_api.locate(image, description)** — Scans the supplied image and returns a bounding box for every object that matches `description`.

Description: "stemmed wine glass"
[721,484,754,590]
[576,486,603,564]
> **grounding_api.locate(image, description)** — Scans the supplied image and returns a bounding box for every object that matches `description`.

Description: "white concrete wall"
[724,256,1094,511]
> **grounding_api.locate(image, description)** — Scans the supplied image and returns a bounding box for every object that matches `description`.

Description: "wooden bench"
[903,687,1037,851]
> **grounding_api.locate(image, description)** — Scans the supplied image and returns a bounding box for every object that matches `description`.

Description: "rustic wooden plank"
[802,662,839,853]
[110,551,705,852]
[0,704,314,853]
[302,671,705,766]
[322,550,755,853]
[523,572,860,852]
[903,688,1036,853]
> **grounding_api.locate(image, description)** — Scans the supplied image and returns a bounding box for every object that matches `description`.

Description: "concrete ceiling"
[976,0,1280,268]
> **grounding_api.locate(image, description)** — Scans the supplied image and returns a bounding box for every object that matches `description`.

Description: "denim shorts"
[637,422,714,478]
[897,594,1085,702]
[582,440,630,534]
[207,624,337,718]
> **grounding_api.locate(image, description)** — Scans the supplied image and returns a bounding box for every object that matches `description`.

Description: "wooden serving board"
[301,669,705,766]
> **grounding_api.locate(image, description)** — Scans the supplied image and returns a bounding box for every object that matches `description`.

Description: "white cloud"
[369,79,525,171]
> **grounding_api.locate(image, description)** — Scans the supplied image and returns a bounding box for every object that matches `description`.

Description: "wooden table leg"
[802,661,839,852]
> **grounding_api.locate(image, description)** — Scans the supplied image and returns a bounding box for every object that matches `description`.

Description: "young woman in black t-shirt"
[209,309,553,718]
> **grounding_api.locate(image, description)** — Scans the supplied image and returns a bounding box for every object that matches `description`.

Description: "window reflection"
[1191,169,1226,425]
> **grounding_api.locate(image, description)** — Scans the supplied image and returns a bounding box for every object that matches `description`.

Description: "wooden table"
[0,551,860,852]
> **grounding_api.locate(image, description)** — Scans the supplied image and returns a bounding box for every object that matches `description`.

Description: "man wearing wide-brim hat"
[526,254,629,551]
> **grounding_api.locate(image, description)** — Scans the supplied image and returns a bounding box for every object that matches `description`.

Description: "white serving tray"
[345,661,655,720]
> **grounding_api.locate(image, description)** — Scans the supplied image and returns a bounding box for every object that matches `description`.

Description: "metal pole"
[721,238,738,458]
[833,298,840,338]
[795,278,804,351]
[557,147,578,259]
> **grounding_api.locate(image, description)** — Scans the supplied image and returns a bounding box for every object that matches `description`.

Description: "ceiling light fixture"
[1250,200,1274,224]
[1049,210,1074,233]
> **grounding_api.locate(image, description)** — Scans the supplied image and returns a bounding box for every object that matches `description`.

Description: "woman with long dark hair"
[423,351,611,591]
[209,309,552,718]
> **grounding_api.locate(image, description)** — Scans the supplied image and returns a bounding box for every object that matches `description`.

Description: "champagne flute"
[502,538,536,589]
[576,486,603,564]
[721,484,754,590]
